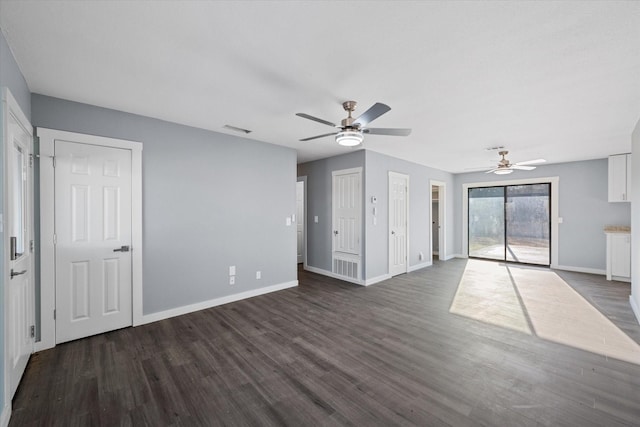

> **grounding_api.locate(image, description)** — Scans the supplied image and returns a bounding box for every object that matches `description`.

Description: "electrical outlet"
[256,271,261,279]
[229,276,235,285]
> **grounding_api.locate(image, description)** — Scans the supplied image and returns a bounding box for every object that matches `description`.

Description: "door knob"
[333,230,339,236]
[113,245,130,252]
[391,231,396,235]
[10,269,27,279]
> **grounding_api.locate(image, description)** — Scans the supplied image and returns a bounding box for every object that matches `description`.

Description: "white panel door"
[389,172,409,276]
[6,97,34,399]
[332,170,361,255]
[296,181,305,263]
[55,141,133,344]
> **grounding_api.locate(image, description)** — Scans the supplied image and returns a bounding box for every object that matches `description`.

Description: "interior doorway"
[389,172,409,276]
[432,186,440,259]
[430,180,446,263]
[296,179,305,265]
[38,128,143,351]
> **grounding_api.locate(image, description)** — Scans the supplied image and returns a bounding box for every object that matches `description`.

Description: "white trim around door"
[429,180,447,262]
[389,171,409,276]
[36,128,143,352]
[462,176,560,268]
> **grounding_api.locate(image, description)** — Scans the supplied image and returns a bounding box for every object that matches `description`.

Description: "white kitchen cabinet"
[608,153,632,202]
[606,232,631,281]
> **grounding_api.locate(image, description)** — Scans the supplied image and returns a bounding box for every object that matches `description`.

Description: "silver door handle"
[113,245,130,252]
[11,269,27,279]
[391,231,395,235]
[333,230,338,236]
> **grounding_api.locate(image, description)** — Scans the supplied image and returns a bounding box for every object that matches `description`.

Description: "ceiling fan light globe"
[336,130,363,147]
[494,168,513,175]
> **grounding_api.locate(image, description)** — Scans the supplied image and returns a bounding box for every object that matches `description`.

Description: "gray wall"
[297,150,365,273]
[632,117,640,320]
[454,159,631,271]
[297,149,455,281]
[32,94,298,315]
[364,151,455,279]
[0,29,31,412]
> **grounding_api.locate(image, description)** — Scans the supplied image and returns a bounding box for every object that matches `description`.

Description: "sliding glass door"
[469,183,550,266]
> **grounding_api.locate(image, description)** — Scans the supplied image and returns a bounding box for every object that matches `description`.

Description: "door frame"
[37,128,143,351]
[462,176,559,268]
[429,180,446,262]
[388,171,409,276]
[331,167,362,281]
[296,176,307,268]
[3,87,35,417]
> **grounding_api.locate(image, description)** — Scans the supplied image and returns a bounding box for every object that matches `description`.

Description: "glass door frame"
[461,176,562,268]
[467,182,552,267]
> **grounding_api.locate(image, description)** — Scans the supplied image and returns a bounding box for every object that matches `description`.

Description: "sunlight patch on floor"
[450,259,640,365]
[450,260,533,335]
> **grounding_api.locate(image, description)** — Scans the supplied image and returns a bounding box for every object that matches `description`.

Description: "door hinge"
[52,156,56,168]
[30,325,35,338]
[53,234,57,245]
[54,309,56,320]
[29,154,34,168]
[30,240,34,252]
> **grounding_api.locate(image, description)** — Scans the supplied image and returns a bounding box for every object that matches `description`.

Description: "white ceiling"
[1,1,639,172]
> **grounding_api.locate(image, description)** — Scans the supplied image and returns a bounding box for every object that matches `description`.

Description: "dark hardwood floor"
[10,259,640,426]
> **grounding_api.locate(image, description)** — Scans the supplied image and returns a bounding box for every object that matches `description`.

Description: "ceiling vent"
[223,124,252,134]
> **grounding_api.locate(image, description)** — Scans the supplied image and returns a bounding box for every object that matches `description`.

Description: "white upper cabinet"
[608,153,632,202]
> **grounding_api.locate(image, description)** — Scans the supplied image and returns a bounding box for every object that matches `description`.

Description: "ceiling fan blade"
[353,102,391,126]
[299,132,337,142]
[514,158,546,166]
[295,113,337,128]
[485,168,499,174]
[510,165,536,171]
[362,128,412,136]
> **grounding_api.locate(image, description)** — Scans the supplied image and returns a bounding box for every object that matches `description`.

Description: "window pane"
[11,143,25,255]
[468,187,505,260]
[506,184,550,265]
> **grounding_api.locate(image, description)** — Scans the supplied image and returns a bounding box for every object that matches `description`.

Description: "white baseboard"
[553,265,606,275]
[139,280,298,325]
[364,274,391,286]
[0,404,10,427]
[443,253,465,260]
[408,261,432,272]
[304,265,365,286]
[630,296,640,325]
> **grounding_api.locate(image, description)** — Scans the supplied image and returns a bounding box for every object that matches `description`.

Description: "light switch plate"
[229,265,236,276]
[286,217,292,226]
[314,216,319,223]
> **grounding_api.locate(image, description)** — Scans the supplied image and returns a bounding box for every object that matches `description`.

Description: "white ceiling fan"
[486,151,546,175]
[296,101,411,146]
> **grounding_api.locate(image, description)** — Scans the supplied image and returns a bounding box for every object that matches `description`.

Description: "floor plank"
[10,259,640,426]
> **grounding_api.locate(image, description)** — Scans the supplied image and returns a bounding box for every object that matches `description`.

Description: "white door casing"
[332,168,362,280]
[430,180,446,262]
[38,128,143,351]
[54,141,133,344]
[296,180,305,264]
[389,172,409,276]
[3,88,35,401]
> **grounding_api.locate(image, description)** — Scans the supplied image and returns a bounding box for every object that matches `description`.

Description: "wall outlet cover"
[230,276,235,285]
